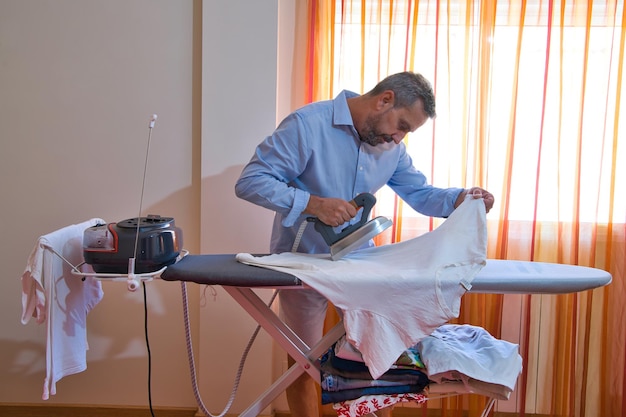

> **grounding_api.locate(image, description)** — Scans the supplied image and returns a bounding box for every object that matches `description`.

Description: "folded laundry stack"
[321,342,429,404]
[325,324,523,417]
[324,336,429,416]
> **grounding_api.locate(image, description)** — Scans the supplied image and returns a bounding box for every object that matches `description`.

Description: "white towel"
[21,218,105,400]
[237,196,487,379]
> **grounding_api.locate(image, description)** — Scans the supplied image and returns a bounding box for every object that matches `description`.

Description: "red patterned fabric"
[332,392,427,417]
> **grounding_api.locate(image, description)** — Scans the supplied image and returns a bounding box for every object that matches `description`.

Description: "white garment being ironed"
[21,218,105,400]
[236,196,487,379]
[418,324,523,399]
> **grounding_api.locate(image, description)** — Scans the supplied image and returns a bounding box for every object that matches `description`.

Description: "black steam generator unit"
[83,215,183,274]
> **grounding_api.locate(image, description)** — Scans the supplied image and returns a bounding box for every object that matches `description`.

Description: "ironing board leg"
[222,286,346,417]
[237,364,305,417]
[479,397,496,417]
[237,322,347,417]
[224,287,319,380]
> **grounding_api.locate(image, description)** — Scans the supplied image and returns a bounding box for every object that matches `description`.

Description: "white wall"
[197,0,280,414]
[0,0,295,413]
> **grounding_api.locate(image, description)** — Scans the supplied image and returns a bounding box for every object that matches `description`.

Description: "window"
[328,0,624,228]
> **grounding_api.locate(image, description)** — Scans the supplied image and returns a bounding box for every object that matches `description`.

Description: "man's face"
[360,99,429,147]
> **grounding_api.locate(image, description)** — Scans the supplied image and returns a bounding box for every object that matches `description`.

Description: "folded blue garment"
[322,372,426,392]
[321,383,427,404]
[319,348,429,403]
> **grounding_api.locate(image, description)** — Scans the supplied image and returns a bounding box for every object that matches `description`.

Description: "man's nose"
[392,133,406,144]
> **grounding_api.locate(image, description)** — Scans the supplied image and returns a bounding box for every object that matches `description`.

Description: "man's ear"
[378,90,395,109]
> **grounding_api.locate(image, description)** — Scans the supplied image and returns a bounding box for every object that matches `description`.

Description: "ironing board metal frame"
[160,254,612,417]
[226,285,346,417]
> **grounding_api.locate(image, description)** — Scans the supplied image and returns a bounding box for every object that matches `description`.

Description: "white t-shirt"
[237,196,487,379]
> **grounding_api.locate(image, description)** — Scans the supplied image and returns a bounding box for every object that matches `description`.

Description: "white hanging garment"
[21,218,105,399]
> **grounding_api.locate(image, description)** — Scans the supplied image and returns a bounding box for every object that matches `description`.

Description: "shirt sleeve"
[235,113,312,227]
[387,146,464,218]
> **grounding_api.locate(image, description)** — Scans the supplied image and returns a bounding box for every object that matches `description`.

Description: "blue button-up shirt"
[235,90,463,254]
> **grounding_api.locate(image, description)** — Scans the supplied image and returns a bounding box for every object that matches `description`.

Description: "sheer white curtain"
[305,1,626,415]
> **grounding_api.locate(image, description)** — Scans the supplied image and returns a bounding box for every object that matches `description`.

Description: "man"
[235,72,494,417]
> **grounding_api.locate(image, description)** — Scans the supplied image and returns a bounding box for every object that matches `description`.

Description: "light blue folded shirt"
[235,90,463,254]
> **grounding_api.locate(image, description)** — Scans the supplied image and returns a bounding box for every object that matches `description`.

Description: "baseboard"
[276,410,542,417]
[193,411,272,417]
[1,404,544,417]
[0,403,197,417]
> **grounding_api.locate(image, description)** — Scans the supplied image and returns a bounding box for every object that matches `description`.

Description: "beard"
[359,113,395,146]
[361,131,394,146]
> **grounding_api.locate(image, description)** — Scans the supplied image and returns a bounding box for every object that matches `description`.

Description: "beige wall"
[198,0,280,414]
[0,0,298,413]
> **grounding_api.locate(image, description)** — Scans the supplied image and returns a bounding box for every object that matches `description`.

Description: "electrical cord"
[134,107,294,414]
[172,220,306,416]
[144,277,268,417]
[133,113,275,416]
[143,282,157,417]
[292,218,311,252]
[134,114,158,416]
[180,280,279,417]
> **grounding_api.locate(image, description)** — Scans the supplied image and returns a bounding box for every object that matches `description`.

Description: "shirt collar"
[333,90,359,127]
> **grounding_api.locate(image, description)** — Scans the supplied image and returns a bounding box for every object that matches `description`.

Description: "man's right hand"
[304,195,358,227]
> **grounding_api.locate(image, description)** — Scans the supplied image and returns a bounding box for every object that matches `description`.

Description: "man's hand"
[455,187,495,213]
[304,195,358,227]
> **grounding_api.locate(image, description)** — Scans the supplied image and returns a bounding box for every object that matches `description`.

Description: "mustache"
[360,133,394,146]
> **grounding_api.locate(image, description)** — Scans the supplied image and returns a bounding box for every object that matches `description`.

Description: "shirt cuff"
[443,188,465,217]
[282,189,310,227]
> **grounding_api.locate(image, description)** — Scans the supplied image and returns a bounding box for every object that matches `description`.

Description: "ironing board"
[160,255,612,417]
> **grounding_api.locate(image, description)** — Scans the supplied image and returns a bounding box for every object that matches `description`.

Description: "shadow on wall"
[199,164,274,255]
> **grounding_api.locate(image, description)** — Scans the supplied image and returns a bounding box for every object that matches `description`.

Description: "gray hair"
[367,72,436,118]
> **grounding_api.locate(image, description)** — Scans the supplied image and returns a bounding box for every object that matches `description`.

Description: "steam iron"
[313,193,392,260]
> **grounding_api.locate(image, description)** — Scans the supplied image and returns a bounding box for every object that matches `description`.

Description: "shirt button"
[359,166,364,170]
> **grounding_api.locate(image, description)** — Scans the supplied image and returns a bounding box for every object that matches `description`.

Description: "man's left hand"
[455,187,494,213]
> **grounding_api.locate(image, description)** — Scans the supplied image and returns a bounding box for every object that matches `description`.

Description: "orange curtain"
[305,0,626,416]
